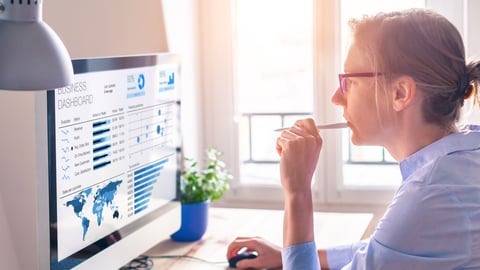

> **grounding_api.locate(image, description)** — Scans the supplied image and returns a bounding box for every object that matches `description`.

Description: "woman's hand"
[226,237,282,269]
[276,118,323,195]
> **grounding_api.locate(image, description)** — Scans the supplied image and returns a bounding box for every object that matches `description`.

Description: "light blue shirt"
[282,125,480,270]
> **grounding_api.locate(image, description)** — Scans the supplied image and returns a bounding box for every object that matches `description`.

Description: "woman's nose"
[331,87,344,106]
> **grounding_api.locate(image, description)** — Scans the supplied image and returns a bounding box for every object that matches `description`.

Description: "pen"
[274,122,348,132]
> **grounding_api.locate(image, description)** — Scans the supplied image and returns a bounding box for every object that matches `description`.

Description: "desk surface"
[143,207,372,269]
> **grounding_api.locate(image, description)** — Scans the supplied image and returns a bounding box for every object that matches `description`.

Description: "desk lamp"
[0,0,73,90]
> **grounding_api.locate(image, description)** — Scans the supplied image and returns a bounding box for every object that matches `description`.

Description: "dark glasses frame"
[338,72,382,94]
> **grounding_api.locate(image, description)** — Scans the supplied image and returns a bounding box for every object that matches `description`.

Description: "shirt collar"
[399,125,480,181]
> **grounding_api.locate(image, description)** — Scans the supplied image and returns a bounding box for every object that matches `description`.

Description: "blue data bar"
[92,119,111,128]
[134,167,162,181]
[134,186,154,199]
[135,172,161,187]
[134,204,148,215]
[93,136,111,145]
[93,144,111,153]
[92,128,110,136]
[134,192,152,204]
[134,158,168,176]
[134,179,157,193]
[134,198,150,210]
[93,161,111,170]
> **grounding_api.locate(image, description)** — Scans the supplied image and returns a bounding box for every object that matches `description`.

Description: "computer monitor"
[47,53,181,269]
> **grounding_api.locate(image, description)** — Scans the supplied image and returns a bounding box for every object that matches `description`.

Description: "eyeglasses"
[338,72,382,94]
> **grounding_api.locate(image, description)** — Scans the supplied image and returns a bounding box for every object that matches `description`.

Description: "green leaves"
[180,148,232,204]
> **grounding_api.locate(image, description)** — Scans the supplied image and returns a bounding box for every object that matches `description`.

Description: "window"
[235,0,314,186]
[200,0,476,205]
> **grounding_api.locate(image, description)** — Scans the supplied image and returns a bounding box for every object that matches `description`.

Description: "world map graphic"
[65,180,123,240]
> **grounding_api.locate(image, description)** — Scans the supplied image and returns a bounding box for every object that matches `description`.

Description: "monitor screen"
[47,54,181,269]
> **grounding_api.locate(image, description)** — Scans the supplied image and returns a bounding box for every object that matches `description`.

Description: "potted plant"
[170,147,232,242]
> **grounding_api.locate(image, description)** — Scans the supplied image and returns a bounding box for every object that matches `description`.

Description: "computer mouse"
[228,251,258,268]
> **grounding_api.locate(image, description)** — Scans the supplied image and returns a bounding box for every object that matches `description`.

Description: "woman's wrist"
[283,189,315,247]
[284,189,313,203]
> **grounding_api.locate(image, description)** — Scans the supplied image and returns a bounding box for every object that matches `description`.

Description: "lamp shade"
[0,1,73,91]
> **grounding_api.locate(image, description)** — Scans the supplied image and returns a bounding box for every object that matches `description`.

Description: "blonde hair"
[349,8,480,129]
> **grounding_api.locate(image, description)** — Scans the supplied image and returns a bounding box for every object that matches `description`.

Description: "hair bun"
[451,73,471,101]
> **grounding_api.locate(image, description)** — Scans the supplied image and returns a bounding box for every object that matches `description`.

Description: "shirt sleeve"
[282,241,320,270]
[326,240,369,270]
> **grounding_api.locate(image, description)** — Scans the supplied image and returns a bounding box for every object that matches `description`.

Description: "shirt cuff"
[282,241,320,270]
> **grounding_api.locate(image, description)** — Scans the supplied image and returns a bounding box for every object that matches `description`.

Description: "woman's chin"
[350,134,367,146]
[350,137,361,145]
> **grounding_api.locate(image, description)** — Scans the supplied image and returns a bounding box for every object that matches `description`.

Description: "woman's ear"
[391,76,416,112]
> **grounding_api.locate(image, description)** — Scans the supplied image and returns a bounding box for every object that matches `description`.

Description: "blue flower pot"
[170,200,209,242]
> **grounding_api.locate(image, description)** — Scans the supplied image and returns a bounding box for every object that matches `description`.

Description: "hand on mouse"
[226,237,282,269]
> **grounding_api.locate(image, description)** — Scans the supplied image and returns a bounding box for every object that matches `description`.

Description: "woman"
[227,8,480,269]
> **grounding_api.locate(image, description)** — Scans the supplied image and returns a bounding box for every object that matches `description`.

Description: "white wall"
[0,92,37,270]
[0,195,19,269]
[162,0,203,161]
[0,1,201,269]
[44,0,168,58]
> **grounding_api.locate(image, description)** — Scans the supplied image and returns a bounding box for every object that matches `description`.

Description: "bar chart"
[126,158,169,217]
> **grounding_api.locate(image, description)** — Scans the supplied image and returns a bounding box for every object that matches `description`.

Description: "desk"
[143,207,372,269]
